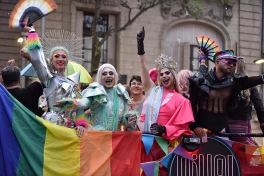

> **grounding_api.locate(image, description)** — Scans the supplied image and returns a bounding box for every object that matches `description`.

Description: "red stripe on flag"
[111,131,142,176]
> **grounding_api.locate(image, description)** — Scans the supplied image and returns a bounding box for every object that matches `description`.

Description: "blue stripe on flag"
[0,84,21,176]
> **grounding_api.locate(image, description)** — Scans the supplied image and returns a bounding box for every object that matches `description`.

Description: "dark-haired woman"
[128,75,145,115]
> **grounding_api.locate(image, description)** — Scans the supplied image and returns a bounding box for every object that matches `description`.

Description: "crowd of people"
[1,22,264,148]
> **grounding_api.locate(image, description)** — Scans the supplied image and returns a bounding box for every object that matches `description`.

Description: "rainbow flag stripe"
[0,84,141,176]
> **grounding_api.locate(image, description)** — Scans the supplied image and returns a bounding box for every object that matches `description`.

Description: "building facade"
[0,0,263,140]
[0,0,262,79]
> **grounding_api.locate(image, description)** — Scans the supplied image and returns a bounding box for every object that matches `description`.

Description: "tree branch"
[98,26,114,46]
[116,0,160,33]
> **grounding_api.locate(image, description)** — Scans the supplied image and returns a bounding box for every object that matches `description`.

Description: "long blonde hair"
[157,68,180,93]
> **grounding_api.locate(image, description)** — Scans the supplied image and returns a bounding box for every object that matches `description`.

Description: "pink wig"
[177,70,193,98]
[149,68,158,83]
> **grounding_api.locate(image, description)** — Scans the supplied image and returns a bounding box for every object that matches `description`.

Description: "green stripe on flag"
[10,95,46,176]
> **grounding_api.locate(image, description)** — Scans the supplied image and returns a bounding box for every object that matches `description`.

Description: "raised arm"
[198,49,208,74]
[20,21,52,84]
[137,27,154,95]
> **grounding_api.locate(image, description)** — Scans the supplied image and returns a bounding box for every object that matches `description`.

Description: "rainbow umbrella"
[21,61,92,83]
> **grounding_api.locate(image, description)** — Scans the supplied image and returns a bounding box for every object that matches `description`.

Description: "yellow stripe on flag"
[259,146,264,164]
[42,120,81,176]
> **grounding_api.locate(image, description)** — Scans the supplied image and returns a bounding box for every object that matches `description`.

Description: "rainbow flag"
[0,84,141,176]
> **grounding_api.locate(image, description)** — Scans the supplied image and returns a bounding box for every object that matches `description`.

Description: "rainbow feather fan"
[196,36,220,62]
[9,0,58,28]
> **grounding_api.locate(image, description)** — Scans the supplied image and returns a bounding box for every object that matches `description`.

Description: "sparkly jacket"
[25,31,88,128]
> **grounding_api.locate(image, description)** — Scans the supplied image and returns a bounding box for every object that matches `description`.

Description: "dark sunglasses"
[160,71,171,77]
[53,54,67,59]
[102,71,114,76]
[220,59,236,66]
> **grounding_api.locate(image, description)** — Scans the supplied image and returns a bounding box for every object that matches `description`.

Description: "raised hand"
[137,27,145,55]
[7,59,16,66]
[198,49,206,63]
[19,49,31,62]
[21,17,35,33]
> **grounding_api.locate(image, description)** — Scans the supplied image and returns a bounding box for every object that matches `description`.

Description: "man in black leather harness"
[189,50,264,141]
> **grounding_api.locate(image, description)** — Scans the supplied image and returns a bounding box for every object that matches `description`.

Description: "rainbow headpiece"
[155,54,177,70]
[213,49,237,62]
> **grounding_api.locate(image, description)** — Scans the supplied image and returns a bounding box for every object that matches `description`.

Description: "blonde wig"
[96,63,118,85]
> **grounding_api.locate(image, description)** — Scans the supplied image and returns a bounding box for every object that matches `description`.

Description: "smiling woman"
[96,64,117,89]
[128,75,145,114]
[53,63,138,131]
[50,49,68,73]
[20,22,88,137]
[136,28,194,141]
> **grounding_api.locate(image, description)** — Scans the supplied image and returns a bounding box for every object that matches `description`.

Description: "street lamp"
[17,37,24,43]
[254,58,264,64]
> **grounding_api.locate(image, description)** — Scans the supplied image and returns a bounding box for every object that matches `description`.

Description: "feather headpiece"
[40,30,84,64]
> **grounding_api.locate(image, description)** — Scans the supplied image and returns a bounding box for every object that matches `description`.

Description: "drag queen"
[137,28,194,141]
[53,63,137,131]
[20,20,88,136]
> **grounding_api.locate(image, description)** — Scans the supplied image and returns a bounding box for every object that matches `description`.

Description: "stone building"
[0,0,263,142]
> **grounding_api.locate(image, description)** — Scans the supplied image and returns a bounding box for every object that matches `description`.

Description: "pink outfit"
[140,87,194,140]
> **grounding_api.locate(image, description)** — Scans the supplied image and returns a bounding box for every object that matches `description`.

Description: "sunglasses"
[53,54,67,59]
[102,71,114,76]
[220,59,236,66]
[160,71,171,77]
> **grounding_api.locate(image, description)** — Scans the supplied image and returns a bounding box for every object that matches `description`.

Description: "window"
[190,45,209,73]
[83,13,108,72]
[190,45,199,72]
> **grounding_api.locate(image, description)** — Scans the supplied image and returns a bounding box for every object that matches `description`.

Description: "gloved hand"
[137,27,145,55]
[150,123,166,136]
[53,98,77,110]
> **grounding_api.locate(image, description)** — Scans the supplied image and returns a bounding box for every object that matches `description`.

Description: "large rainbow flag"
[0,84,141,176]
